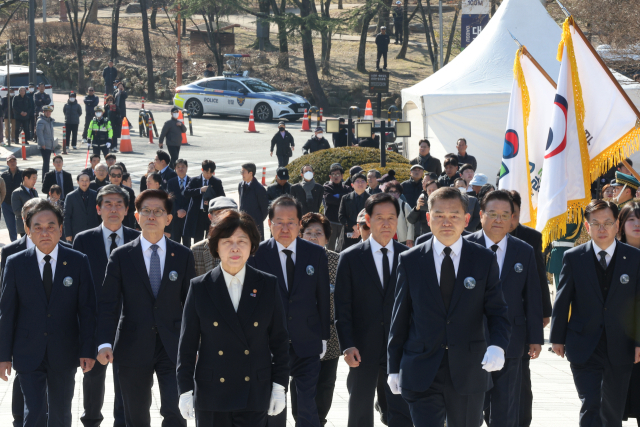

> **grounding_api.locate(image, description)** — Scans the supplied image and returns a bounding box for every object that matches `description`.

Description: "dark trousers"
[570,335,633,427]
[30,114,36,141]
[171,215,191,246]
[194,209,211,243]
[18,358,76,427]
[13,373,48,427]
[3,201,18,242]
[276,153,289,168]
[291,357,339,426]
[82,114,94,139]
[117,335,186,427]
[40,149,52,179]
[92,145,109,159]
[196,409,267,427]
[401,353,485,427]
[81,361,126,427]
[346,352,412,427]
[16,118,30,141]
[65,123,79,147]
[519,347,533,427]
[376,365,389,423]
[167,145,181,169]
[267,345,322,427]
[394,22,403,43]
[484,357,522,427]
[376,51,388,69]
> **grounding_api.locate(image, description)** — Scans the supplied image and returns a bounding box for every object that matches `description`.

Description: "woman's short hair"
[601,184,611,197]
[618,202,640,243]
[49,184,61,195]
[382,180,403,195]
[300,212,332,240]
[105,95,115,103]
[208,210,261,258]
[147,172,163,185]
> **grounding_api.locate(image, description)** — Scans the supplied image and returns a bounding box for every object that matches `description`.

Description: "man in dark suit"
[339,173,370,249]
[183,160,225,243]
[154,150,177,190]
[107,164,137,229]
[551,199,640,426]
[387,187,511,427]
[64,173,100,242]
[270,121,295,167]
[96,189,196,427]
[464,190,544,427]
[41,155,74,200]
[415,230,471,246]
[409,139,442,176]
[0,200,96,427]
[507,190,552,427]
[239,162,268,241]
[11,167,38,237]
[81,154,100,182]
[290,165,323,215]
[73,185,140,427]
[248,195,331,427]
[335,193,412,427]
[166,159,191,246]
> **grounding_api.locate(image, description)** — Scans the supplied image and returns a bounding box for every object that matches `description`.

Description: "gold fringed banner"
[589,119,640,181]
[541,211,568,251]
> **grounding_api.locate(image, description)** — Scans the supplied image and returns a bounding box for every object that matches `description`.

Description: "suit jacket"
[290,182,323,216]
[81,167,96,182]
[72,225,140,293]
[550,241,640,366]
[183,175,226,239]
[415,230,471,246]
[335,239,408,364]
[120,185,137,229]
[238,178,268,235]
[177,265,290,412]
[89,178,110,192]
[0,245,95,372]
[64,189,100,239]
[42,170,74,199]
[96,237,196,367]
[1,236,71,278]
[270,130,295,155]
[191,238,220,277]
[388,237,511,394]
[159,167,178,190]
[465,231,543,357]
[248,237,331,358]
[11,185,37,234]
[166,175,191,214]
[510,224,553,318]
[338,191,370,230]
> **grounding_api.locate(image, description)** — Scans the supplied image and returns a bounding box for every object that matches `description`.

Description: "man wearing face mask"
[34,83,51,144]
[290,165,323,216]
[270,121,295,167]
[159,107,187,168]
[63,91,82,150]
[303,127,330,154]
[87,106,113,159]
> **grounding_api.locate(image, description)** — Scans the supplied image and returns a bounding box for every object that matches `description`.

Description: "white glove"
[320,340,327,359]
[387,373,401,394]
[179,391,195,420]
[82,138,88,144]
[482,345,505,372]
[268,383,286,416]
[106,142,111,148]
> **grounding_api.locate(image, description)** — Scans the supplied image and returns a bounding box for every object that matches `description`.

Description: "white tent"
[401,0,640,175]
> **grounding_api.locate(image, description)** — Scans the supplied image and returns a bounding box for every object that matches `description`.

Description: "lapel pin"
[624,256,627,260]
[63,277,73,287]
[171,253,175,257]
[464,277,476,289]
[306,265,315,276]
[621,274,630,284]
[169,271,178,281]
[250,292,257,297]
[514,263,523,273]
[63,261,67,265]
[253,289,257,293]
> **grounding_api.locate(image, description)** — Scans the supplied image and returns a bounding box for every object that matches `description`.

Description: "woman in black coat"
[177,210,290,426]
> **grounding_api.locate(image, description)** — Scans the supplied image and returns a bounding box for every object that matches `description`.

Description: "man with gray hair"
[64,173,100,241]
[90,163,110,192]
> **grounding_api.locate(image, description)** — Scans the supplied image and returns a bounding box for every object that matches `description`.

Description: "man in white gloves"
[387,187,511,427]
[86,105,113,160]
[335,193,413,426]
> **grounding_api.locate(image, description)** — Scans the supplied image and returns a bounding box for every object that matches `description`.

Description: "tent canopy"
[401,0,640,175]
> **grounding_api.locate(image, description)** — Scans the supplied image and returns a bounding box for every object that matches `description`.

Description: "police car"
[173,77,310,122]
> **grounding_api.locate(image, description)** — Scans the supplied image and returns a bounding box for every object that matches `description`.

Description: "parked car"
[0,66,54,101]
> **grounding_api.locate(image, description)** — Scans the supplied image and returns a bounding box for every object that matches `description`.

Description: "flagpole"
[521,47,557,89]
[621,159,640,184]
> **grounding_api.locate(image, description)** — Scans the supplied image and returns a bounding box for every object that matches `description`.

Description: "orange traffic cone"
[178,111,188,144]
[120,118,133,153]
[301,109,311,132]
[364,99,373,120]
[245,110,260,133]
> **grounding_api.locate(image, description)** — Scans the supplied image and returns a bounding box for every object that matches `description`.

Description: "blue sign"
[461,14,489,48]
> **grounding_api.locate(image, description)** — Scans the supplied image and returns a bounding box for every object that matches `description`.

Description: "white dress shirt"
[221,265,247,312]
[592,240,616,267]
[140,235,166,280]
[101,224,124,257]
[369,237,394,287]
[26,236,34,249]
[432,236,463,284]
[36,244,58,281]
[276,239,297,290]
[483,232,508,275]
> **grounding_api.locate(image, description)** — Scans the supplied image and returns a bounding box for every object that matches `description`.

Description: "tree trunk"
[444,5,458,65]
[139,0,155,100]
[417,0,435,70]
[88,0,98,23]
[320,0,332,75]
[300,0,328,110]
[274,0,289,68]
[150,4,157,29]
[338,0,342,9]
[425,0,438,68]
[377,0,391,30]
[356,5,377,73]
[182,18,186,36]
[110,0,122,59]
[76,42,86,93]
[396,0,418,59]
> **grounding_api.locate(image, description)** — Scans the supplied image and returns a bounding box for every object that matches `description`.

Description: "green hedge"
[359,163,413,184]
[286,147,409,185]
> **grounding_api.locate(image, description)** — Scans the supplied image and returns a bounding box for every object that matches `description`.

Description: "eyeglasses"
[484,212,511,221]
[330,172,342,177]
[273,221,297,229]
[31,224,59,234]
[588,221,616,230]
[388,190,399,195]
[303,231,324,238]
[139,208,167,217]
[110,174,122,178]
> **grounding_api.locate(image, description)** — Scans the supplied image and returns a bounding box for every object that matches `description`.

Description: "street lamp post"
[439,0,443,69]
[176,3,183,87]
[6,40,13,145]
[28,0,36,85]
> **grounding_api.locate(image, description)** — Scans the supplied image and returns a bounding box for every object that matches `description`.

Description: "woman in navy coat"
[177,210,290,426]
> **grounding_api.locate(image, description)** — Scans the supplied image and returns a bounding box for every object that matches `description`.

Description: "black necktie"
[380,248,390,288]
[43,254,53,301]
[283,249,295,294]
[30,188,36,197]
[110,233,118,254]
[440,247,455,311]
[598,250,608,270]
[491,244,499,253]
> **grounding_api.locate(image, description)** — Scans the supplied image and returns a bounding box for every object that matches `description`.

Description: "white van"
[0,66,54,100]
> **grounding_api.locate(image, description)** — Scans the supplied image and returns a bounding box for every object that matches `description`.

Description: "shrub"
[285,147,409,185]
[358,163,413,184]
